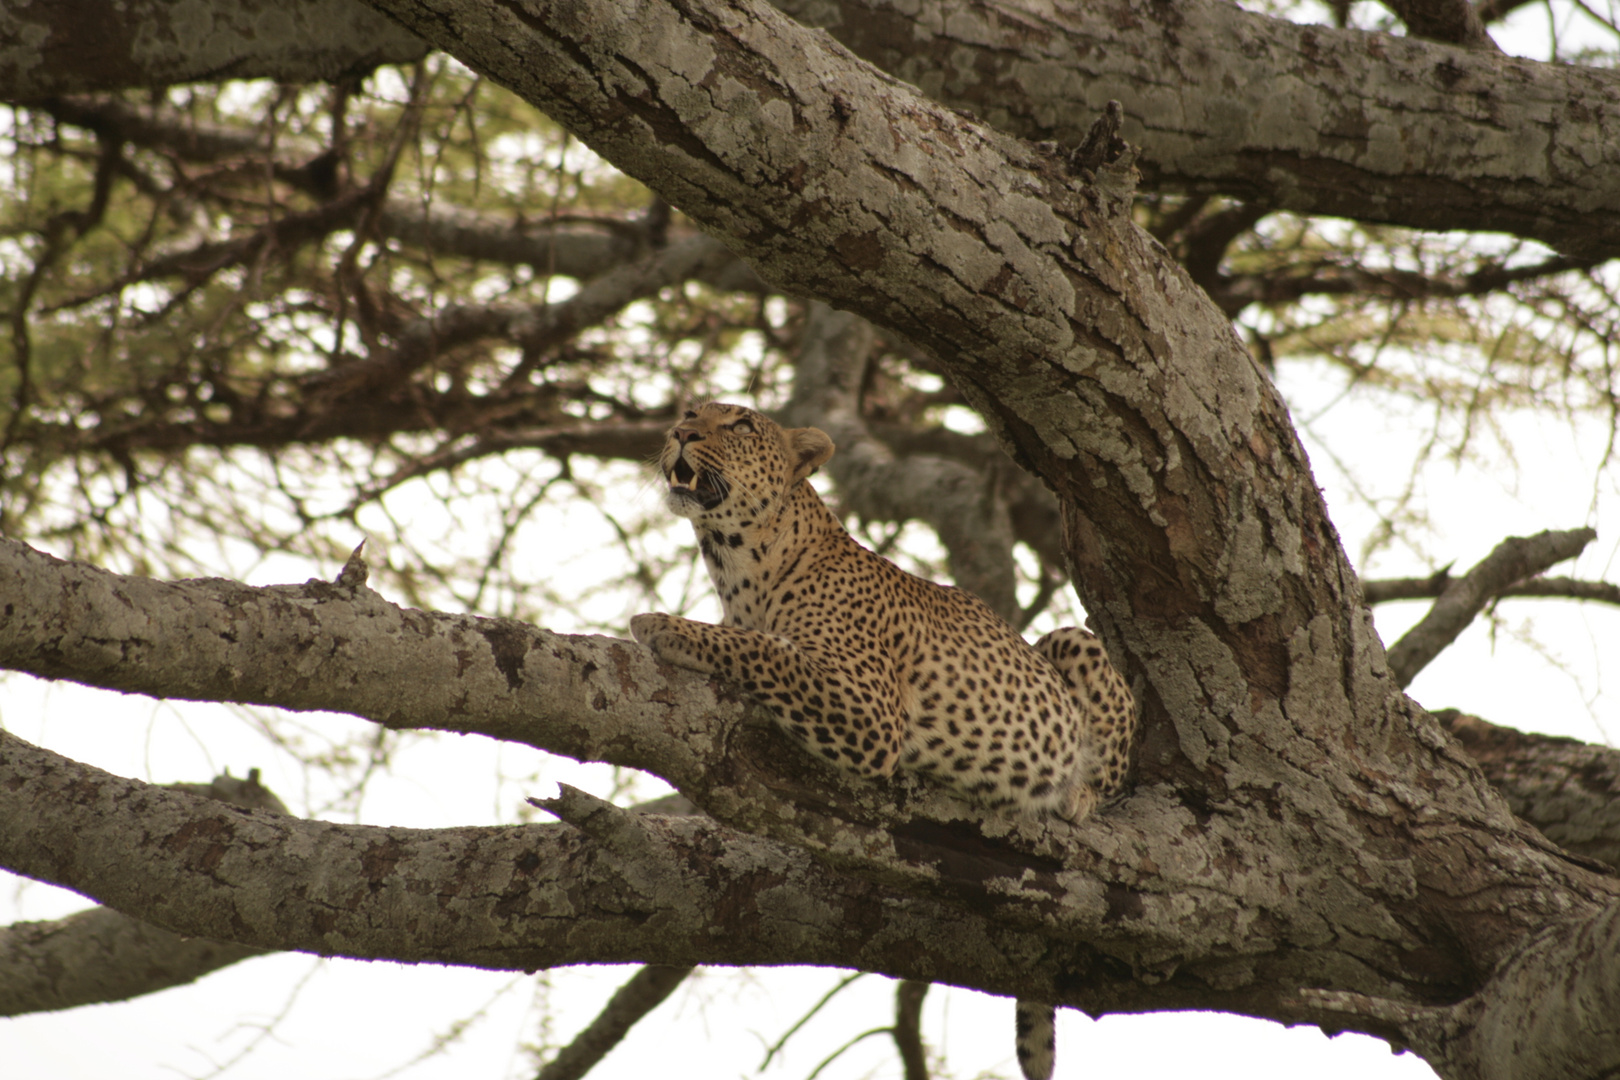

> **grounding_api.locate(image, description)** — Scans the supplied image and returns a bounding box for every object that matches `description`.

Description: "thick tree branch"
[0,538,1096,907]
[0,732,946,976]
[1305,901,1620,1080]
[1438,710,1620,871]
[768,0,1620,258]
[1383,528,1597,687]
[0,906,264,1016]
[8,2,1620,1074]
[0,767,286,1015]
[0,0,427,98]
[321,8,1620,1076]
[5,538,1618,1047]
[0,732,1228,1020]
[0,537,719,796]
[358,0,1371,725]
[16,0,1620,256]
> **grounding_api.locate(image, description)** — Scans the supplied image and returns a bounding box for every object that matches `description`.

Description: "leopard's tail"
[1032,626,1136,808]
[1014,998,1055,1080]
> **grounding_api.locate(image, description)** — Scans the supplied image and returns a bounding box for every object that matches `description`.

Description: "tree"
[3,1,1620,1078]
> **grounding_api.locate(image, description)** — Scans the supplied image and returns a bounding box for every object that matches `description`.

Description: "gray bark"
[3,533,1619,1078]
[348,2,1620,1076]
[1438,711,1620,872]
[0,905,264,1016]
[0,729,1139,1008]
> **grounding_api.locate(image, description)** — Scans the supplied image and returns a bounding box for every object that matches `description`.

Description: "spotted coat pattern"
[630,403,1137,1080]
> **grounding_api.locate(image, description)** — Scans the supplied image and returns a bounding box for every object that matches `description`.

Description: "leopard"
[630,402,1135,1080]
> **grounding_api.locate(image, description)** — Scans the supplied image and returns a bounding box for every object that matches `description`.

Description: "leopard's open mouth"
[668,455,727,510]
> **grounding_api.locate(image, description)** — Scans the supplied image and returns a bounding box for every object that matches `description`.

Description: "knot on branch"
[165,767,290,815]
[1063,101,1139,214]
[335,539,370,590]
[1067,101,1127,177]
[530,784,665,862]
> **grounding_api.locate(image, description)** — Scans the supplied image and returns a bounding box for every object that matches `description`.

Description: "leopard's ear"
[787,426,834,483]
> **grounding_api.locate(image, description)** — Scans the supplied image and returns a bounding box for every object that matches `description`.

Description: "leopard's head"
[657,402,833,522]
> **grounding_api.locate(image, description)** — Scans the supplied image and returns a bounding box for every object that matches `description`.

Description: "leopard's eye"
[683,409,698,419]
[730,420,755,434]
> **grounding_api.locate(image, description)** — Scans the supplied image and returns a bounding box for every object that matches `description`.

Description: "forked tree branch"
[0,768,287,1015]
[1382,528,1596,687]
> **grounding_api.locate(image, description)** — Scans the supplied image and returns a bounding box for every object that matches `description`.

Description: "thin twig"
[892,980,930,1080]
[1365,574,1620,607]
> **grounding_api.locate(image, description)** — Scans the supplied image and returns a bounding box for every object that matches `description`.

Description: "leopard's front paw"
[630,612,673,647]
[630,613,714,675]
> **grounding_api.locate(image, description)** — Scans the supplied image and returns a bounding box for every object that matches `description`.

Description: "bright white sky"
[5,7,1620,1080]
